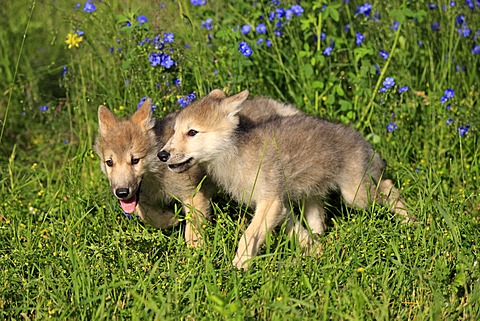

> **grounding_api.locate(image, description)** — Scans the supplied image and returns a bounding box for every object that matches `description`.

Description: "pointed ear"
[208,89,226,99]
[131,98,155,130]
[98,105,117,135]
[222,90,249,116]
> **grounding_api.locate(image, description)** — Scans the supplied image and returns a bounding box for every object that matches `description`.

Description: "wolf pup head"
[158,89,249,173]
[94,99,157,214]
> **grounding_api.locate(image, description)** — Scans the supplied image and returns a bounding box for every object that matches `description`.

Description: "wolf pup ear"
[131,98,155,131]
[223,90,249,117]
[98,105,118,134]
[208,89,226,99]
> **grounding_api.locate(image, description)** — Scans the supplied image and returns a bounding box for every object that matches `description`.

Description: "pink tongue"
[120,197,137,214]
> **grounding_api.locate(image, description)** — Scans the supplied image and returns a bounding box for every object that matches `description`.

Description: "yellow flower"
[65,32,83,49]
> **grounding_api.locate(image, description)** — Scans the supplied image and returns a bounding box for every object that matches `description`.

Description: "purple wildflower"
[356,32,365,46]
[386,122,397,132]
[137,15,148,25]
[379,50,389,60]
[238,41,253,57]
[83,1,96,13]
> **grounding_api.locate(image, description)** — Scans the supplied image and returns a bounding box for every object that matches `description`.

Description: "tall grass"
[0,0,479,319]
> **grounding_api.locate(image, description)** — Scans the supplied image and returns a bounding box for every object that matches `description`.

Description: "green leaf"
[339,99,353,111]
[301,64,314,79]
[312,81,324,89]
[354,47,373,63]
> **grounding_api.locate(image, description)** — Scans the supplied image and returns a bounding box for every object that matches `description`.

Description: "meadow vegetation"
[0,0,479,319]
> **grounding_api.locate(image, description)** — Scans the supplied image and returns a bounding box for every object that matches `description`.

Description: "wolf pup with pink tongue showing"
[95,96,302,246]
[158,89,412,269]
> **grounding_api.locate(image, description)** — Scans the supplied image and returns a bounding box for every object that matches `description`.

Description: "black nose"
[115,188,129,198]
[158,150,170,162]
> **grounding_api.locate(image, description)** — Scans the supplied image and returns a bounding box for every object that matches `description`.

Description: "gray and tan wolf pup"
[158,89,411,269]
[95,96,300,246]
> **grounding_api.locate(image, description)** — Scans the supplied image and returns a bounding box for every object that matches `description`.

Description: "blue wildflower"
[137,15,148,25]
[443,88,455,99]
[178,97,189,107]
[40,105,49,112]
[455,15,465,27]
[256,23,267,34]
[266,39,272,47]
[431,22,440,31]
[83,1,96,12]
[187,91,196,101]
[446,118,453,125]
[379,50,389,60]
[380,77,395,92]
[472,44,480,55]
[285,9,294,21]
[201,18,213,30]
[458,24,471,37]
[160,54,175,68]
[290,4,304,16]
[386,122,397,132]
[465,0,475,9]
[429,3,438,10]
[238,41,253,57]
[458,125,470,136]
[323,46,333,56]
[440,88,454,104]
[241,24,252,35]
[137,96,147,108]
[390,21,399,31]
[275,8,286,19]
[398,86,409,93]
[356,32,365,46]
[190,0,206,5]
[355,3,373,17]
[148,52,162,66]
[257,38,264,45]
[62,65,67,76]
[174,78,181,87]
[163,32,174,43]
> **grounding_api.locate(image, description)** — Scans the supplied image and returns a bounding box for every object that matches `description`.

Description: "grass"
[0,0,479,319]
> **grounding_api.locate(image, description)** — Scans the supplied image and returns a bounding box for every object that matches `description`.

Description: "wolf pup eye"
[131,157,140,165]
[187,129,198,137]
[106,159,113,167]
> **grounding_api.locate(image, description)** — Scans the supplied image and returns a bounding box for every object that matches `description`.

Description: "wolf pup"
[95,96,302,246]
[158,89,411,269]
[95,98,214,246]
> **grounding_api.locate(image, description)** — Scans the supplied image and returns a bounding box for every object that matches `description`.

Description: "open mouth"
[118,183,141,214]
[168,158,193,173]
